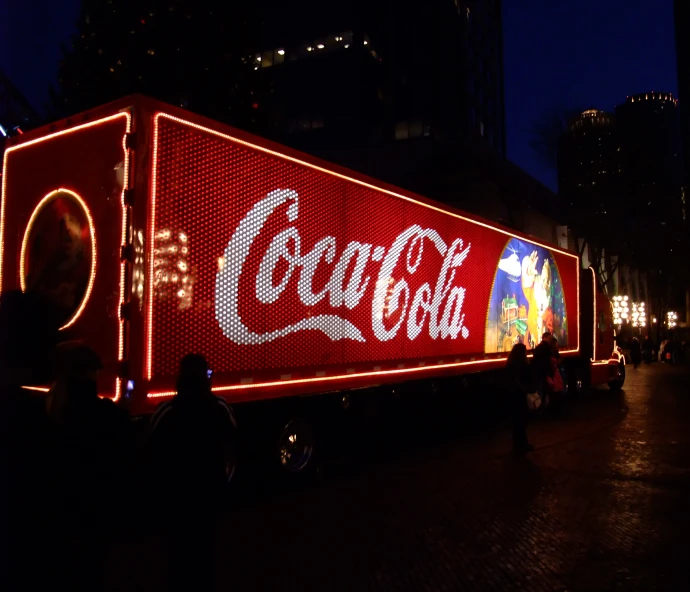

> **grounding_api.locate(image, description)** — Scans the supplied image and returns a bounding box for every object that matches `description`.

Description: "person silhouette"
[150,354,236,592]
[0,290,60,589]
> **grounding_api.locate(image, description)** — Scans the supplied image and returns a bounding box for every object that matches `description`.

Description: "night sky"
[1,1,679,192]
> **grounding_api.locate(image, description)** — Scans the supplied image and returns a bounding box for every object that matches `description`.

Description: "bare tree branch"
[529,105,585,171]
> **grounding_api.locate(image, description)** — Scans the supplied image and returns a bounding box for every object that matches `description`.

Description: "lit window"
[290,120,325,132]
[395,121,409,140]
[409,121,423,138]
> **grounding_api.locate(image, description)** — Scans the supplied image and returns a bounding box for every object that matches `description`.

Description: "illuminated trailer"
[1,96,623,473]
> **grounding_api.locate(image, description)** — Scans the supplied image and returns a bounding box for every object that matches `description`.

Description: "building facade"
[557,108,624,217]
[248,0,505,158]
[615,92,684,236]
[557,95,686,315]
[673,0,690,323]
[51,1,574,252]
[675,0,689,188]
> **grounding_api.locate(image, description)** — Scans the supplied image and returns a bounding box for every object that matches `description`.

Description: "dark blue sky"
[1,1,679,192]
[503,0,678,190]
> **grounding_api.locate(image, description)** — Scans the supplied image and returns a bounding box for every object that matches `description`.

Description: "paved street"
[109,362,690,591]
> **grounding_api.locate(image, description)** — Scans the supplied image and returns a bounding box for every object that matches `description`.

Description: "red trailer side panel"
[144,113,580,404]
[1,113,131,397]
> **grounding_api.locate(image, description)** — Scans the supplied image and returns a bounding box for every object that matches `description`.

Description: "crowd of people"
[625,334,688,368]
[508,329,688,453]
[506,331,566,453]
[0,290,234,591]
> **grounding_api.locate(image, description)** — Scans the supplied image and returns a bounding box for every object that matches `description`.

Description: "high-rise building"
[675,0,689,190]
[673,0,690,322]
[249,0,505,159]
[52,1,569,245]
[558,96,684,242]
[615,92,683,232]
[557,108,623,218]
[557,94,686,314]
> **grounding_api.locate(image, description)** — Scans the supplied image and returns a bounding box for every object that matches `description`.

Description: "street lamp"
[632,302,646,328]
[667,311,678,329]
[611,295,629,326]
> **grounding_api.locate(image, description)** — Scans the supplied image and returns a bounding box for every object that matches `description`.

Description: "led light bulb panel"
[1,113,131,397]
[148,115,579,393]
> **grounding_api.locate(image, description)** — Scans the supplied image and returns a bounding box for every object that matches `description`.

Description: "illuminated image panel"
[20,189,96,330]
[484,238,568,353]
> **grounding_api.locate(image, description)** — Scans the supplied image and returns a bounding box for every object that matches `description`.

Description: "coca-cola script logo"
[215,189,472,346]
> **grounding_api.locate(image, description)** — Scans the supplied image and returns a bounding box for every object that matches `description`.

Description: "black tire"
[608,362,626,391]
[566,363,586,397]
[275,416,316,475]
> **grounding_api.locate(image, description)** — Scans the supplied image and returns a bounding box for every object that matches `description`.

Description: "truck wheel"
[608,363,626,391]
[566,366,584,397]
[567,373,582,396]
[276,417,314,473]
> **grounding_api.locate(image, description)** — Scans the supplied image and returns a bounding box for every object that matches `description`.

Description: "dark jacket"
[150,392,235,500]
[506,362,535,407]
[630,340,642,364]
[532,340,553,379]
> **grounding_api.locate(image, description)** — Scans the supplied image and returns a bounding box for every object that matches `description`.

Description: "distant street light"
[611,295,629,325]
[631,302,646,328]
[667,311,678,328]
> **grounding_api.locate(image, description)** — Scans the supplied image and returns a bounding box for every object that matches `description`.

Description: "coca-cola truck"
[1,96,623,473]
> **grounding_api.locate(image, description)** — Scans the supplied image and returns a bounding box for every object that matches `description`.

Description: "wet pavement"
[109,362,690,591]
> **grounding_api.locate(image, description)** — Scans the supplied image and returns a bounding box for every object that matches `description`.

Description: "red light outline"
[19,188,97,330]
[147,112,580,396]
[21,385,50,393]
[1,112,131,401]
[1,113,131,293]
[148,356,508,398]
[115,114,133,401]
[591,266,597,361]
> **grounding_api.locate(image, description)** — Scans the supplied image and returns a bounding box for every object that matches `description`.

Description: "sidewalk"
[107,363,690,591]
